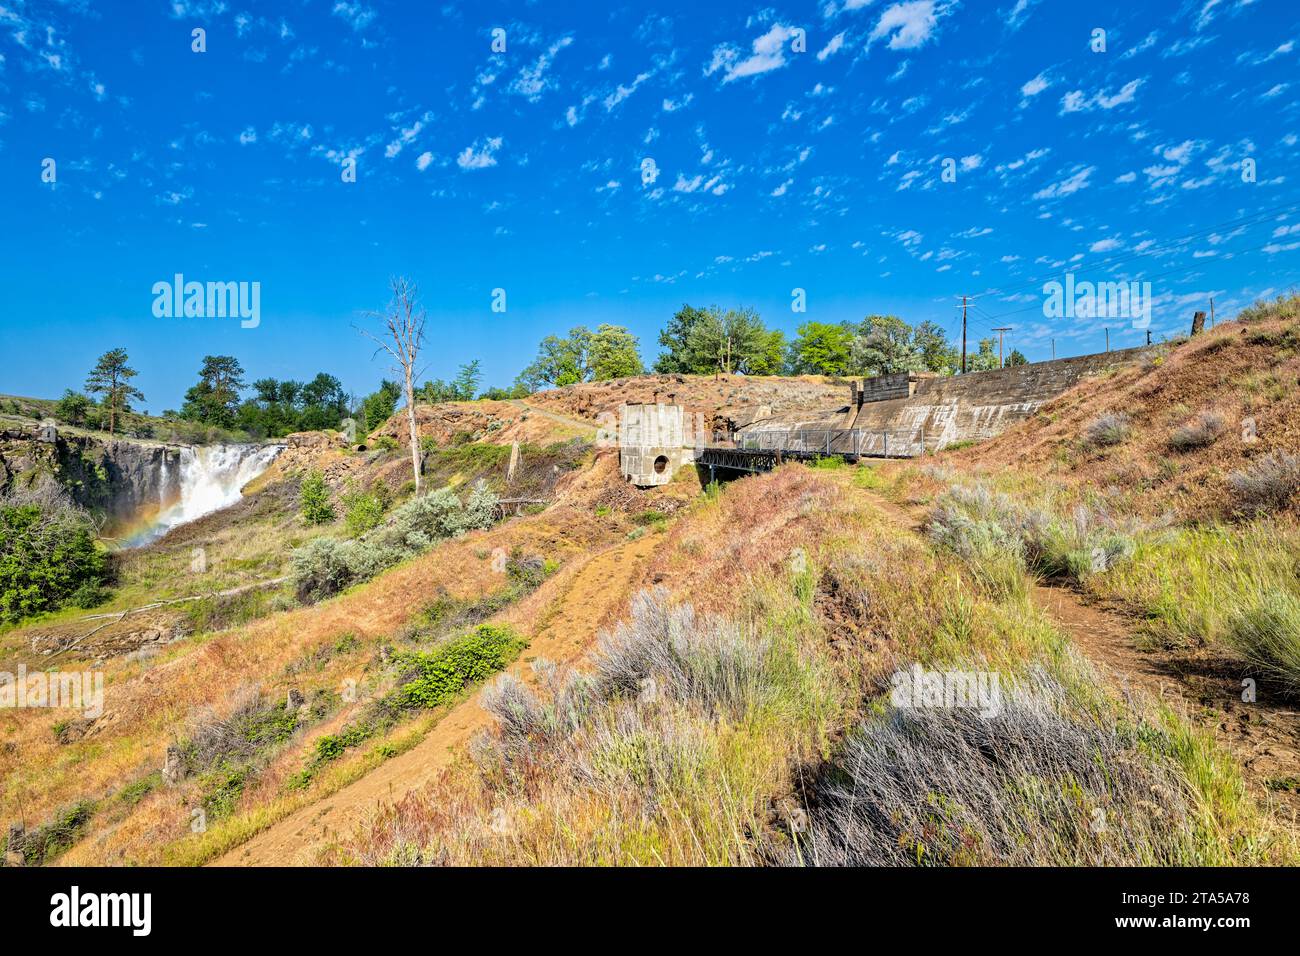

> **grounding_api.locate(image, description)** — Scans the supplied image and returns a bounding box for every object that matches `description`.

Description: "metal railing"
[734,427,926,458]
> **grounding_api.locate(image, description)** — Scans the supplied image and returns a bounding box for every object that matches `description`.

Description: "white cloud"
[1122,31,1160,59]
[1033,165,1095,199]
[707,24,801,82]
[509,36,572,102]
[1060,78,1143,113]
[605,71,652,109]
[1089,237,1122,252]
[995,147,1050,173]
[1019,71,1050,107]
[384,111,431,159]
[662,94,693,112]
[867,1,954,51]
[238,127,257,145]
[331,2,376,32]
[1006,0,1042,31]
[817,32,847,61]
[416,151,433,171]
[1194,0,1224,31]
[456,136,502,170]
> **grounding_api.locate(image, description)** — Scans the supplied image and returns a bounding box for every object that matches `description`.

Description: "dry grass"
[940,296,1300,519]
[0,500,612,861]
[315,467,1281,867]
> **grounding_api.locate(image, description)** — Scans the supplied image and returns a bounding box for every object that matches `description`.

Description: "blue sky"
[2,0,1298,409]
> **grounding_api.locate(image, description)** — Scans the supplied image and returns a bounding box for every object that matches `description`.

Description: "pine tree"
[84,348,145,436]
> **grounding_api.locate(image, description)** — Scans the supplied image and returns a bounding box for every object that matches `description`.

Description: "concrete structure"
[619,347,1153,483]
[619,403,694,487]
[738,347,1152,454]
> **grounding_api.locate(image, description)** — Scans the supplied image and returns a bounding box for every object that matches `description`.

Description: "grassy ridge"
[322,467,1284,866]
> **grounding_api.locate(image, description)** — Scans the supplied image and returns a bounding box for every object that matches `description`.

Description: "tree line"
[47,295,1024,444]
[511,304,1025,386]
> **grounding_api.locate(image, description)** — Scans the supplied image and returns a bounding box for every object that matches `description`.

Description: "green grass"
[1091,523,1300,657]
[287,623,527,792]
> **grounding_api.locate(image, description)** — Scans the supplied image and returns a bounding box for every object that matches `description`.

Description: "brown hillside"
[949,295,1300,519]
[526,373,847,431]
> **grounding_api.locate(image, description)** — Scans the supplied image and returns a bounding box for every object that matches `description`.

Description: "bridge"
[697,427,926,476]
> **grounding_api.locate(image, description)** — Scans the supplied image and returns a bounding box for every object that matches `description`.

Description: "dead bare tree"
[357,277,428,493]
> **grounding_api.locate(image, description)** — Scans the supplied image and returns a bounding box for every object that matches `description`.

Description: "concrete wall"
[856,371,935,404]
[849,347,1151,448]
[737,347,1152,453]
[619,403,687,486]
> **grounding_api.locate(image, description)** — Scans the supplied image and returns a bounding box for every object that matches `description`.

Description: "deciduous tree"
[359,278,428,492]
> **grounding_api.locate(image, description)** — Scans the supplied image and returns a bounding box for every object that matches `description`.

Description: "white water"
[126,444,283,547]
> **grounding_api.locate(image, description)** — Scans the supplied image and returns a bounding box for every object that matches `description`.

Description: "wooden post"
[506,441,520,485]
[960,295,968,374]
[1190,311,1207,337]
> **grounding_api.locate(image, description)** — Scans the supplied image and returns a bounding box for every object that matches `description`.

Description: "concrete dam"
[619,346,1151,485]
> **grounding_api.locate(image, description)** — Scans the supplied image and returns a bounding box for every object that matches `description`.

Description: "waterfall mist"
[121,444,283,548]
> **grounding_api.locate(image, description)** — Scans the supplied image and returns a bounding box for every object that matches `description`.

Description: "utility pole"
[1146,329,1152,346]
[1051,338,1056,360]
[960,295,968,374]
[1104,327,1110,352]
[1210,296,1216,328]
[992,327,1012,368]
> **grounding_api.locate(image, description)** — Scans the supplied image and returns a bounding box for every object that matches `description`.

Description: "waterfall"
[124,444,283,547]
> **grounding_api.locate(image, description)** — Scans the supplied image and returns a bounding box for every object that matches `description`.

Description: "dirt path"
[853,477,1300,829]
[213,532,660,866]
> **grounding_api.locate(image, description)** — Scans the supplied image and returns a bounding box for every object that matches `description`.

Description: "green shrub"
[1226,589,1300,695]
[343,489,386,537]
[809,455,845,470]
[0,482,108,623]
[12,800,96,865]
[393,624,526,709]
[69,581,111,610]
[926,483,1136,592]
[289,624,525,789]
[299,471,335,525]
[291,537,363,603]
[291,484,500,603]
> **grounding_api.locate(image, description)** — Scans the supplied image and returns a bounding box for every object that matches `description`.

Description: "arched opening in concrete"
[653,454,669,474]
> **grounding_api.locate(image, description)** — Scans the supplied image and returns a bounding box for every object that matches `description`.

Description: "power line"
[966,199,1300,306]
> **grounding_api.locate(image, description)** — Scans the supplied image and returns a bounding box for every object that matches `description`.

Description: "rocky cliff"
[0,423,183,521]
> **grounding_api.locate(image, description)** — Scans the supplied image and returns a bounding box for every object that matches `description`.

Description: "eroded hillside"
[4,301,1299,868]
